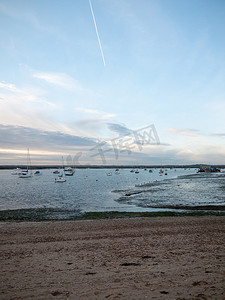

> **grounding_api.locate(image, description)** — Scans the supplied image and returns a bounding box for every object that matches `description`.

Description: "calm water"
[0,168,224,217]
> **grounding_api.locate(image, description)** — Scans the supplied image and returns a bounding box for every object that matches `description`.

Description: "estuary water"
[0,168,225,219]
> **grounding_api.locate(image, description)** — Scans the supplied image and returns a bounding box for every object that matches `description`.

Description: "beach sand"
[0,216,224,299]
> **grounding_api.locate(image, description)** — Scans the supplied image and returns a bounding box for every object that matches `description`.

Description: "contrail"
[89,0,106,66]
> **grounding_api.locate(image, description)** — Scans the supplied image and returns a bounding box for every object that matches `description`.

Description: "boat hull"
[55,177,66,182]
[19,174,33,178]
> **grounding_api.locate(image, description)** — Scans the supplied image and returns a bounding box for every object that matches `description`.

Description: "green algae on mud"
[0,208,81,222]
[0,208,224,222]
[77,210,225,220]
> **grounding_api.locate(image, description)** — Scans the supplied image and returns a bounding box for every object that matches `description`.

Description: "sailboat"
[64,155,75,176]
[115,168,120,175]
[55,175,66,182]
[18,148,33,178]
[65,167,74,176]
[55,157,66,182]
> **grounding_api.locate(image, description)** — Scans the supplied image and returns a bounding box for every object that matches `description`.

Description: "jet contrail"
[89,0,106,66]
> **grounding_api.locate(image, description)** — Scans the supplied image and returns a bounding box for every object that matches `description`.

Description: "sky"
[0,0,225,165]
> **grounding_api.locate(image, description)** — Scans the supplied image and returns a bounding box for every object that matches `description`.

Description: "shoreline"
[3,165,224,169]
[0,208,225,222]
[0,216,224,299]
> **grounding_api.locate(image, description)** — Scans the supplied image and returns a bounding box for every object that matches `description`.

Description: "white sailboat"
[65,167,74,176]
[55,175,66,182]
[55,157,66,182]
[18,149,33,178]
[115,168,120,175]
[64,155,75,176]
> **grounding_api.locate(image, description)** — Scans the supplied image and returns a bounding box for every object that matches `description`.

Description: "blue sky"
[0,0,224,165]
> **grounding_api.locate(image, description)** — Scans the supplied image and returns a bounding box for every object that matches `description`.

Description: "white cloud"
[139,142,225,165]
[0,80,68,133]
[76,107,102,114]
[75,107,116,120]
[168,128,200,137]
[0,82,21,93]
[0,80,56,106]
[33,72,83,91]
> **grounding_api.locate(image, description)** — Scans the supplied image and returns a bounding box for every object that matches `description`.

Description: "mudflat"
[0,216,224,299]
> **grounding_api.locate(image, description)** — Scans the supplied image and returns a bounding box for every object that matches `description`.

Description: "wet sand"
[0,216,224,299]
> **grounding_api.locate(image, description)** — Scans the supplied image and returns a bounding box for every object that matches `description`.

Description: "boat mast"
[27,148,29,171]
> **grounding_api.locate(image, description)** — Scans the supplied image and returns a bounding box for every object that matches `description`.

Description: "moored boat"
[18,149,33,178]
[54,157,66,182]
[65,167,74,176]
[34,170,41,175]
[55,175,66,182]
[115,169,120,175]
[53,170,60,174]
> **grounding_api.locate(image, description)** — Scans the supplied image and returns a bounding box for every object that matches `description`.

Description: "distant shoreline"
[1,164,225,170]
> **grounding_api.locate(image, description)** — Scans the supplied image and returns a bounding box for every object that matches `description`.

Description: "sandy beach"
[0,216,224,299]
